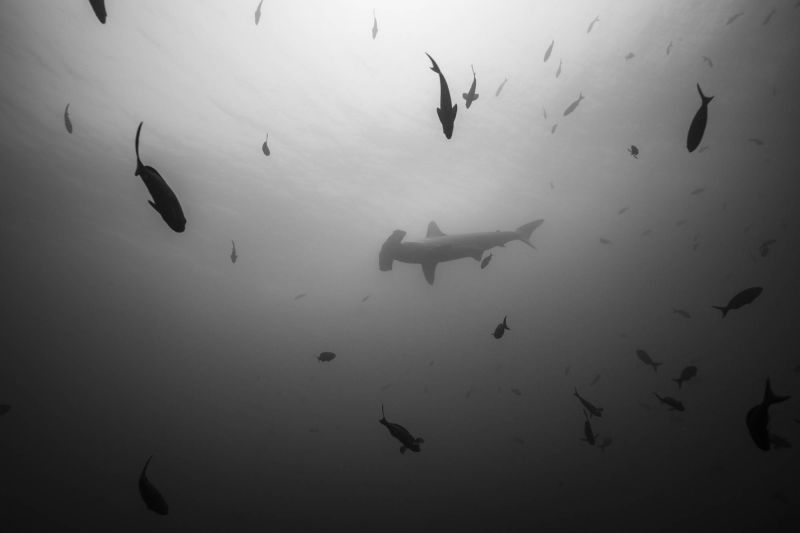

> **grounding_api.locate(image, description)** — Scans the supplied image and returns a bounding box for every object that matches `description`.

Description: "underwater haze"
[2,0,800,531]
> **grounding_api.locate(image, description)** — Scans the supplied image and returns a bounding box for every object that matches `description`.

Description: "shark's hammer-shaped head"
[379,230,406,271]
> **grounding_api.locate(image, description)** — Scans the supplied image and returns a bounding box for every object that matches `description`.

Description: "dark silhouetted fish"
[262,133,270,156]
[587,16,599,34]
[589,374,601,386]
[628,145,639,158]
[88,0,106,24]
[769,434,791,450]
[462,65,479,109]
[666,41,673,55]
[551,124,558,134]
[762,8,776,26]
[294,293,307,300]
[574,388,603,418]
[317,352,336,362]
[425,53,457,139]
[64,104,72,133]
[599,238,611,245]
[581,410,598,445]
[673,366,697,388]
[673,308,691,319]
[371,9,378,39]
[543,39,554,62]
[0,405,10,415]
[510,388,522,396]
[746,379,790,451]
[713,287,763,317]
[139,456,168,516]
[690,187,705,195]
[495,77,508,97]
[563,92,584,116]
[555,60,562,78]
[492,316,510,339]
[379,404,423,454]
[361,294,370,303]
[636,349,663,372]
[654,393,684,411]
[618,207,629,215]
[624,52,635,61]
[686,84,713,152]
[759,239,776,257]
[725,12,744,25]
[255,0,263,25]
[230,240,237,263]
[598,436,612,451]
[702,56,713,68]
[480,253,492,269]
[134,122,186,233]
[747,138,764,146]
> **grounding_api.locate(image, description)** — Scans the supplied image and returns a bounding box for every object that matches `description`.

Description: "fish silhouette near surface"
[563,92,584,116]
[510,388,522,396]
[462,65,479,109]
[262,133,270,156]
[88,0,106,24]
[379,219,543,285]
[673,308,692,319]
[480,253,493,269]
[492,316,510,339]
[542,107,548,120]
[379,404,423,454]
[636,349,663,372]
[0,405,10,416]
[628,145,639,158]
[581,410,598,446]
[371,9,378,39]
[574,388,603,418]
[686,84,713,152]
[726,12,744,26]
[64,104,73,133]
[495,77,508,97]
[317,352,336,362]
[587,16,599,33]
[746,379,790,451]
[673,366,697,388]
[230,240,237,263]
[425,53,457,139]
[255,0,263,25]
[543,39,554,62]
[134,122,186,233]
[139,456,168,516]
[599,238,612,245]
[564,363,571,376]
[713,287,763,317]
[654,393,684,411]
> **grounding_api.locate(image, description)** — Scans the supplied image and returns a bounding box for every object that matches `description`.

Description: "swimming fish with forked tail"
[673,366,697,388]
[636,349,663,372]
[492,316,510,339]
[379,404,423,454]
[425,53,457,139]
[574,388,603,418]
[713,287,763,317]
[687,84,713,152]
[134,122,186,233]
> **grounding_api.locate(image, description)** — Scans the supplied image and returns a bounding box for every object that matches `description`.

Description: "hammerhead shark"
[379,219,543,285]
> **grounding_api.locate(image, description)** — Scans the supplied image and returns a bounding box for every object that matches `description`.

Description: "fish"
[672,308,692,319]
[625,52,635,61]
[713,287,763,317]
[379,404,423,454]
[550,124,558,134]
[673,366,697,388]
[581,410,598,446]
[134,122,187,233]
[586,16,599,34]
[636,349,663,372]
[725,12,744,26]
[690,187,705,195]
[317,352,336,362]
[138,456,168,516]
[462,65,479,109]
[555,60,562,78]
[495,77,508,97]
[543,39,554,62]
[618,207,629,215]
[262,133,270,156]
[702,56,713,68]
[425,53,457,139]
[589,374,601,386]
[769,434,791,450]
[653,393,684,411]
[294,293,307,300]
[492,316,510,339]
[379,219,543,285]
[230,240,237,263]
[510,388,522,396]
[747,138,764,146]
[628,145,639,158]
[666,41,673,55]
[64,103,72,133]
[0,405,10,415]
[562,92,584,116]
[762,8,776,26]
[88,0,106,24]
[542,107,548,120]
[361,294,370,303]
[574,388,603,418]
[759,239,776,257]
[686,84,713,153]
[599,238,611,245]
[371,9,378,39]
[597,437,612,451]
[255,0,263,25]
[746,379,790,451]
[480,253,493,269]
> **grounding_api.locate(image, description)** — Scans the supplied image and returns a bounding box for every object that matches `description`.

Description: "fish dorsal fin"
[421,262,437,285]
[426,221,446,238]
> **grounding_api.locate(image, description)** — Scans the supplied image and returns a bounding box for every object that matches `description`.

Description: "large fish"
[139,456,168,516]
[425,53,457,139]
[746,379,790,451]
[686,84,713,152]
[134,122,187,233]
[713,287,763,317]
[379,404,423,454]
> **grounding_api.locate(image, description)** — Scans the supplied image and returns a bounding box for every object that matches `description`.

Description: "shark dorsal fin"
[426,221,446,238]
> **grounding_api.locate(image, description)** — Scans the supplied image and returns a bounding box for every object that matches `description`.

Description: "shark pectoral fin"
[436,107,444,122]
[147,200,159,212]
[400,446,406,454]
[421,262,437,285]
[452,104,458,118]
[473,93,479,100]
[467,249,483,261]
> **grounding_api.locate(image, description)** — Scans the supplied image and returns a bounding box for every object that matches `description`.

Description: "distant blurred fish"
[555,60,562,78]
[653,393,684,411]
[379,404,423,454]
[495,77,508,97]
[758,239,776,257]
[492,316,510,339]
[371,9,378,39]
[425,53,457,140]
[64,104,72,133]
[624,52,635,61]
[687,84,713,152]
[702,56,713,68]
[361,294,370,303]
[563,92,584,116]
[690,188,705,195]
[262,133,270,156]
[762,8,776,26]
[255,0,263,25]
[713,286,763,317]
[0,405,10,415]
[317,352,336,362]
[574,388,603,417]
[462,65,479,109]
[551,124,558,134]
[294,293,307,300]
[636,349,663,372]
[673,366,697,388]
[139,456,168,516]
[599,238,611,245]
[543,39,554,62]
[747,138,765,146]
[510,388,522,396]
[88,0,106,24]
[230,240,237,263]
[672,308,691,319]
[586,16,599,34]
[746,379,790,450]
[628,145,639,158]
[618,207,629,215]
[564,362,571,376]
[589,374,601,386]
[581,410,598,446]
[134,122,186,233]
[666,41,673,55]
[597,437,612,451]
[725,12,744,25]
[542,107,548,120]
[480,253,492,269]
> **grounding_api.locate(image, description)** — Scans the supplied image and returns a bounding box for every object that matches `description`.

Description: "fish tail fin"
[503,316,509,330]
[652,362,663,373]
[712,305,728,318]
[135,121,144,175]
[697,83,713,104]
[764,379,790,406]
[141,455,154,478]
[425,53,440,73]
[516,219,544,249]
[673,378,683,389]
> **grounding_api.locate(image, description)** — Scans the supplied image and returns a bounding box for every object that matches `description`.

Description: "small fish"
[425,53,457,139]
[255,0,263,25]
[64,103,73,133]
[0,404,10,415]
[702,56,713,68]
[687,84,713,153]
[599,238,612,245]
[492,316,510,339]
[624,52,635,61]
[628,145,639,158]
[666,41,673,55]
[747,138,764,146]
[758,239,776,257]
[551,123,558,134]
[762,8,776,26]
[139,456,168,516]
[549,180,555,189]
[371,9,378,40]
[88,0,106,24]
[230,240,237,263]
[462,65,479,109]
[746,379,790,451]
[597,436,612,451]
[317,351,336,362]
[294,293,307,300]
[495,77,508,97]
[672,308,692,319]
[769,434,791,450]
[510,388,522,396]
[713,287,763,317]
[563,92,584,116]
[690,187,705,195]
[574,388,603,418]
[725,12,744,26]
[480,253,493,269]
[361,294,370,303]
[555,59,562,78]
[618,207,629,215]
[636,349,663,372]
[379,404,423,454]
[134,122,187,233]
[673,366,697,388]
[589,374,601,386]
[542,107,548,120]
[581,410,598,446]
[653,393,684,411]
[586,16,599,34]
[262,133,270,156]
[543,39,554,62]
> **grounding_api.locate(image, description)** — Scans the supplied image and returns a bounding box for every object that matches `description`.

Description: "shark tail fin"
[697,83,713,105]
[763,379,790,406]
[516,219,544,248]
[379,230,406,271]
[425,53,440,74]
[135,121,144,175]
[712,305,728,318]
